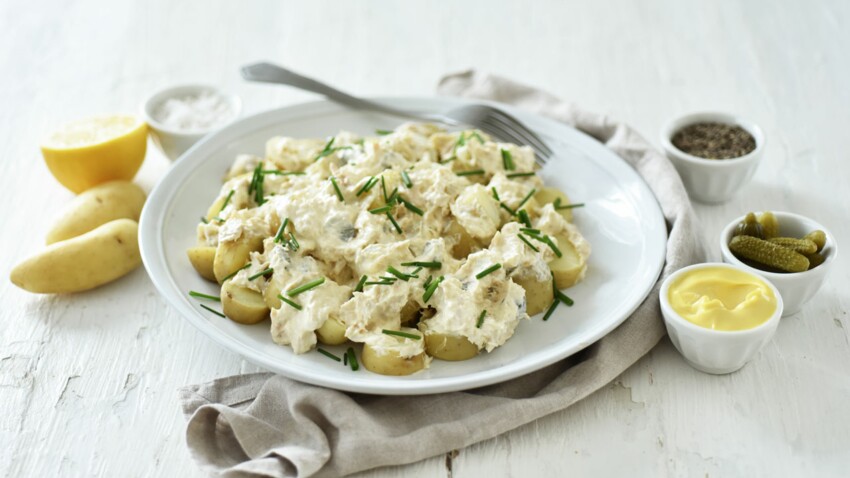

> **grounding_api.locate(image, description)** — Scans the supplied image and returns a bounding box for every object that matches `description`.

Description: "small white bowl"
[141,84,241,161]
[660,112,765,204]
[660,262,783,375]
[720,211,837,316]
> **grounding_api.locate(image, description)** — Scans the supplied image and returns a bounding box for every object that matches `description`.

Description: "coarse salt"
[152,90,233,132]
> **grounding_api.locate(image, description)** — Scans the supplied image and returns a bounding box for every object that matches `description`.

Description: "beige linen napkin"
[178,71,705,478]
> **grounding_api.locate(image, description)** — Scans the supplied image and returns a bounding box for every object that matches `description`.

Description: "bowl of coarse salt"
[141,84,241,160]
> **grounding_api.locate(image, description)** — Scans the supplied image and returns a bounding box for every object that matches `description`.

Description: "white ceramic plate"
[139,97,667,395]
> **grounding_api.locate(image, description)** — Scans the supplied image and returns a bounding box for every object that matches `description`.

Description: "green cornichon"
[767,237,817,254]
[734,212,764,239]
[803,230,826,252]
[757,212,780,239]
[729,235,809,273]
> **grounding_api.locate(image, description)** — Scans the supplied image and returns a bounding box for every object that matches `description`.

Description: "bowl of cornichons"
[660,112,765,204]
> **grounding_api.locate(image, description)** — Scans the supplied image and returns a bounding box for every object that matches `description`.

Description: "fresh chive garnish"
[248,164,259,194]
[424,275,433,289]
[555,289,574,306]
[189,291,220,301]
[456,169,486,177]
[375,129,393,135]
[517,209,532,228]
[288,231,300,251]
[356,176,378,196]
[475,263,502,279]
[315,137,335,161]
[343,351,348,366]
[517,188,537,210]
[455,132,467,148]
[382,329,422,340]
[200,216,209,224]
[317,348,342,362]
[378,275,398,282]
[518,233,540,252]
[542,299,559,321]
[277,294,303,310]
[476,310,487,328]
[525,232,563,258]
[409,266,423,278]
[369,205,393,214]
[212,216,225,223]
[401,261,442,269]
[441,156,457,164]
[219,190,235,214]
[423,275,444,303]
[386,212,402,234]
[491,187,500,201]
[501,148,515,170]
[520,227,540,234]
[346,347,359,371]
[386,266,411,281]
[262,170,306,176]
[556,201,585,210]
[500,203,517,216]
[364,281,394,286]
[399,197,424,216]
[221,263,250,282]
[274,218,290,243]
[248,268,273,281]
[354,275,367,293]
[470,131,485,144]
[380,176,389,202]
[200,304,226,318]
[401,170,412,188]
[387,187,399,204]
[287,277,325,297]
[506,171,535,178]
[330,176,345,202]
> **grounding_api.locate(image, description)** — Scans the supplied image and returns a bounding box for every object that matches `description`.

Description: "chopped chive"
[507,171,535,178]
[477,310,488,328]
[518,233,540,252]
[455,132,467,148]
[200,304,226,318]
[317,348,342,362]
[456,169,486,177]
[386,212,402,234]
[343,352,348,366]
[387,266,411,281]
[424,275,434,289]
[517,209,532,228]
[364,281,394,286]
[222,263,250,282]
[382,329,422,340]
[517,188,537,210]
[544,236,563,258]
[330,176,345,202]
[387,187,399,204]
[287,277,325,297]
[248,164,260,194]
[520,227,541,234]
[219,190,235,214]
[355,176,378,196]
[200,216,209,224]
[262,170,306,176]
[381,175,389,202]
[555,289,574,306]
[189,291,220,301]
[401,261,442,269]
[423,276,444,303]
[501,148,515,170]
[556,202,586,210]
[441,156,457,164]
[248,268,273,281]
[475,263,502,279]
[470,131,485,144]
[401,170,412,188]
[346,347,359,371]
[500,203,517,215]
[314,137,335,161]
[542,299,559,321]
[378,275,398,282]
[409,266,423,278]
[491,187,501,201]
[355,275,367,292]
[399,197,424,216]
[274,217,290,243]
[277,294,303,310]
[375,129,393,135]
[288,231,300,251]
[369,205,393,214]
[212,216,225,223]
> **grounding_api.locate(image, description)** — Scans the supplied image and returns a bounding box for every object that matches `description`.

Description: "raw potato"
[221,280,270,324]
[10,218,141,294]
[46,181,146,244]
[424,333,479,361]
[512,273,554,316]
[186,246,217,282]
[534,187,573,222]
[213,237,263,283]
[361,342,427,376]
[549,234,586,289]
[316,316,347,345]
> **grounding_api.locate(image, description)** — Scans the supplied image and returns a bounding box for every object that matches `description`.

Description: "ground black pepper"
[671,122,756,159]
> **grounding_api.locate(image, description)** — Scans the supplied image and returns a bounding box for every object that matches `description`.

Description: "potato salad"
[187,123,590,376]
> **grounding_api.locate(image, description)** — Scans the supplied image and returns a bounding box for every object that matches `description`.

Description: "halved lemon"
[41,116,148,193]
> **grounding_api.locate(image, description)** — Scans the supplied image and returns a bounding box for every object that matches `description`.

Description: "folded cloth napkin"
[178,70,706,478]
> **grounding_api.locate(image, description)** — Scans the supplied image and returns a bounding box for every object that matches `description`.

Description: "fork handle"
[241,62,452,124]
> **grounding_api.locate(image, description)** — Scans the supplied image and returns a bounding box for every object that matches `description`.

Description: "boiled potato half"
[446,219,480,259]
[512,273,554,316]
[11,218,141,294]
[316,316,347,345]
[534,187,574,222]
[186,246,217,282]
[221,280,270,324]
[549,234,586,289]
[361,338,428,376]
[213,236,263,283]
[424,332,479,361]
[46,181,147,244]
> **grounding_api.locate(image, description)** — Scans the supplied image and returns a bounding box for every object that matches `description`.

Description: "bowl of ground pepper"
[661,112,764,204]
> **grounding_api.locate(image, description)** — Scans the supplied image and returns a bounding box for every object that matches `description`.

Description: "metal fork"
[240,62,552,165]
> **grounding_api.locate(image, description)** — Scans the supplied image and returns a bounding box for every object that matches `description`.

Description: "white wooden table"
[3,1,848,476]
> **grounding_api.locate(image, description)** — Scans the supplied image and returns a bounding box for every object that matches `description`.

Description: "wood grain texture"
[2,0,848,476]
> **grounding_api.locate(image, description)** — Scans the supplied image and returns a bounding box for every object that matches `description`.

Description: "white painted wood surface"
[2,0,848,476]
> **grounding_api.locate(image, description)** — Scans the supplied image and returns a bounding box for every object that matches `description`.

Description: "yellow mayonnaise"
[668,267,777,331]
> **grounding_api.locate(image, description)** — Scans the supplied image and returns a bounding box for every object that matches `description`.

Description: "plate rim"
[139,96,667,395]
